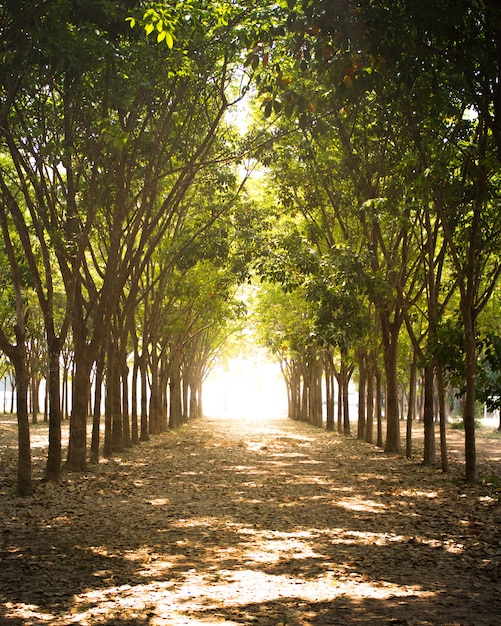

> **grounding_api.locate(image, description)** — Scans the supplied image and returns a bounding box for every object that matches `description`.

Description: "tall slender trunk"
[189,381,198,420]
[66,331,92,471]
[357,351,366,440]
[336,371,343,434]
[462,304,478,482]
[340,351,351,435]
[140,352,149,442]
[122,357,131,447]
[131,356,139,444]
[90,355,104,463]
[406,359,417,459]
[45,338,62,480]
[365,357,374,444]
[169,357,182,429]
[14,350,32,496]
[435,362,449,472]
[422,361,436,465]
[111,347,124,452]
[381,315,401,454]
[325,354,335,432]
[149,347,161,434]
[376,367,384,448]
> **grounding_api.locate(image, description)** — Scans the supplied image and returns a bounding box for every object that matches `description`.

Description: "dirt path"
[0,414,500,625]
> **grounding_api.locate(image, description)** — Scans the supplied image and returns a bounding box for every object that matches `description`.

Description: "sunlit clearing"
[203,352,288,419]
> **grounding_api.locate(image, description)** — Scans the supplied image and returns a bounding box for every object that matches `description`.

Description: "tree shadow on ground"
[0,415,500,625]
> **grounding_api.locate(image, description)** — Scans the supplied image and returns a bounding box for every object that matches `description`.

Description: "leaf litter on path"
[0,413,500,625]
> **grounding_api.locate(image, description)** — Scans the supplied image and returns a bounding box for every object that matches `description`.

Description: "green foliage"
[436,316,501,411]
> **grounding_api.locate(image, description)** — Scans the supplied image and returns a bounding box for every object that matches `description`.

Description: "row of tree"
[250,0,501,483]
[0,0,281,495]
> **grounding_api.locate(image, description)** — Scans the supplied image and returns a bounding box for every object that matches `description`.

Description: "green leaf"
[145,23,154,36]
[165,31,174,49]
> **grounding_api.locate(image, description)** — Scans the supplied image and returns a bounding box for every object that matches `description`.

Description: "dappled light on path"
[0,414,500,625]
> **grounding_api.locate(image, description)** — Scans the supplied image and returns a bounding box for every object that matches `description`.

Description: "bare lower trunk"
[325,355,335,432]
[376,368,383,448]
[406,359,416,459]
[45,340,62,481]
[131,357,139,444]
[422,361,436,465]
[357,352,366,440]
[169,362,182,429]
[122,359,131,447]
[365,360,374,444]
[463,307,478,482]
[436,363,448,473]
[336,374,343,434]
[66,347,91,472]
[140,355,149,442]
[90,355,104,463]
[15,353,32,496]
[341,358,351,435]
[381,320,401,454]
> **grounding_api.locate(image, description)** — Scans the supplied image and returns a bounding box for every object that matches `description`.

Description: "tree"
[251,0,501,480]
[0,202,32,495]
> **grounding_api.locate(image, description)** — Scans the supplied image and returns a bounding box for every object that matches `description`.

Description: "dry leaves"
[0,414,500,625]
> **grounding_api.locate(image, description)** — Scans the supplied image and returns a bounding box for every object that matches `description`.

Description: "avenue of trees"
[1,0,500,495]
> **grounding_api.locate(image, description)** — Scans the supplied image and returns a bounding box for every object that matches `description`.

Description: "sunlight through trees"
[1,0,501,494]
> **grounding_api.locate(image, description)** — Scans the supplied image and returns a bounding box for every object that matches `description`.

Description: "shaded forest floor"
[0,413,500,626]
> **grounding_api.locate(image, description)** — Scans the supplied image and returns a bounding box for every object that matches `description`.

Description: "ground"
[0,413,500,626]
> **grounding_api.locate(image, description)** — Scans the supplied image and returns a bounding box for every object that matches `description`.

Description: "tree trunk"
[90,355,104,463]
[182,373,189,424]
[111,349,124,452]
[45,338,62,480]
[462,305,478,482]
[325,354,335,432]
[381,316,401,454]
[122,357,131,447]
[436,362,449,473]
[131,355,139,444]
[9,346,32,496]
[31,377,40,423]
[197,382,203,418]
[140,353,149,442]
[406,359,417,459]
[357,351,366,440]
[290,363,301,419]
[365,357,374,444]
[301,368,309,422]
[340,354,351,435]
[149,347,161,435]
[309,361,322,427]
[189,382,199,420]
[376,366,384,449]
[17,366,32,495]
[66,338,91,471]
[169,359,183,428]
[336,371,343,434]
[422,361,436,465]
